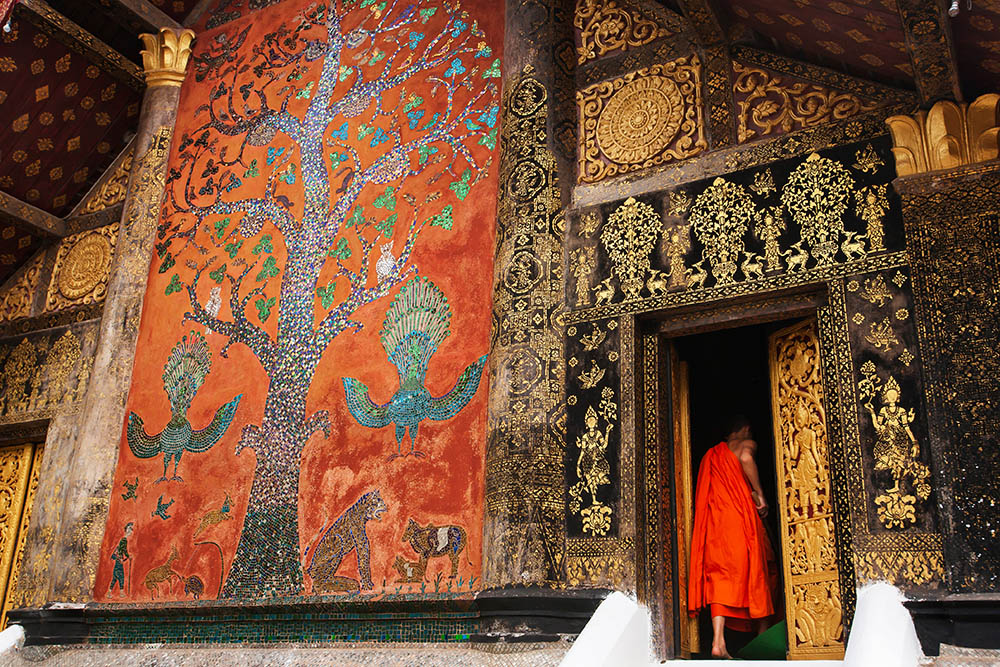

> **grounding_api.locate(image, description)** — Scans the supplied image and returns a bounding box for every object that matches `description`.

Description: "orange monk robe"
[688,441,778,632]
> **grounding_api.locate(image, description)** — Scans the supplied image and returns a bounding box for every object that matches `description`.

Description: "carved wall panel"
[43,224,119,312]
[577,57,707,184]
[0,254,43,323]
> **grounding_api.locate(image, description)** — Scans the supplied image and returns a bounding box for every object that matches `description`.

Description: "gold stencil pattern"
[578,57,706,184]
[574,0,671,64]
[733,62,879,144]
[600,197,660,301]
[781,153,854,266]
[45,224,119,311]
[689,177,755,285]
[770,319,845,659]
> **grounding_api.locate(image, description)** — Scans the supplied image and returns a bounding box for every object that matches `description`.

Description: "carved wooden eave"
[15,0,144,91]
[0,192,66,239]
[104,0,181,33]
[70,140,136,218]
[886,94,1000,177]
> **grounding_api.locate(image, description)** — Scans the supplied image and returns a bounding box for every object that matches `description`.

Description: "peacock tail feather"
[161,331,212,414]
[380,277,451,385]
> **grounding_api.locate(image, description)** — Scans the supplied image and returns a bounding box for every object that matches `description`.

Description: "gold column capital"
[886,93,1000,177]
[139,28,196,88]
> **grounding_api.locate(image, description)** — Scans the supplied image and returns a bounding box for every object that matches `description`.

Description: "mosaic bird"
[342,277,487,460]
[127,332,242,483]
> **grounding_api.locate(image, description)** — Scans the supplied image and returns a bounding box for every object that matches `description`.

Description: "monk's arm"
[738,440,767,513]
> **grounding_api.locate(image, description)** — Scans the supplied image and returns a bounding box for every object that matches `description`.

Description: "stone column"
[48,28,195,601]
[482,0,573,590]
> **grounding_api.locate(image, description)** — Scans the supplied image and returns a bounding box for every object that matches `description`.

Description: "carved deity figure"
[788,403,823,519]
[855,185,888,252]
[662,220,692,289]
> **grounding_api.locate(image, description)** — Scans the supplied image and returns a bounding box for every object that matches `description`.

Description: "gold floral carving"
[0,443,34,618]
[570,405,613,536]
[0,254,42,322]
[689,177,755,285]
[79,148,133,215]
[886,93,1000,176]
[858,364,931,529]
[139,28,196,88]
[577,57,706,184]
[574,0,670,64]
[734,62,879,143]
[781,153,854,266]
[45,224,118,312]
[601,197,660,301]
[770,319,844,659]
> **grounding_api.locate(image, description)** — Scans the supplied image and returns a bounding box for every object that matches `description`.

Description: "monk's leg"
[754,617,768,635]
[711,615,731,659]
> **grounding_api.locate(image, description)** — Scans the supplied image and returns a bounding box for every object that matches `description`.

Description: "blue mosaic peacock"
[127,332,242,483]
[342,277,487,460]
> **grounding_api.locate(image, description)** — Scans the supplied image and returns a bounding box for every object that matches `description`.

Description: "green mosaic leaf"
[346,207,365,228]
[255,295,276,321]
[368,49,386,65]
[158,253,175,274]
[357,124,375,140]
[255,255,279,282]
[419,7,436,22]
[165,274,182,296]
[209,263,228,284]
[225,239,243,259]
[418,144,438,165]
[449,169,471,201]
[428,205,453,231]
[483,58,500,78]
[214,217,231,239]
[478,128,497,150]
[375,213,397,238]
[252,234,273,255]
[296,81,314,99]
[373,186,396,211]
[403,94,423,113]
[317,282,337,309]
[329,237,352,260]
[243,159,259,178]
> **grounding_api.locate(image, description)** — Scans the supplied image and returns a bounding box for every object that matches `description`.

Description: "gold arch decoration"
[886,94,1000,176]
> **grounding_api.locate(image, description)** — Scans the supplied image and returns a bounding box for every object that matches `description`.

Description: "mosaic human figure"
[108,522,133,598]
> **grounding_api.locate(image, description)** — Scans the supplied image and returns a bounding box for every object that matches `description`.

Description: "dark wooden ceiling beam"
[674,0,735,148]
[105,0,181,32]
[183,0,214,27]
[17,0,144,90]
[896,0,963,105]
[0,192,67,238]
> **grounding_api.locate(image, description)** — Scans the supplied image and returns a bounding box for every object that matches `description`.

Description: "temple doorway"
[665,316,846,660]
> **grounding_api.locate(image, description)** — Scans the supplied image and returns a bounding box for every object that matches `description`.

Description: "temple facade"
[0,0,997,661]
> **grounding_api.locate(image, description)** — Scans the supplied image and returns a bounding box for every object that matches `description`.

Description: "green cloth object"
[736,620,787,660]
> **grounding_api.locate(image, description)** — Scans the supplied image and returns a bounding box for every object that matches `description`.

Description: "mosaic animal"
[375,242,397,283]
[841,231,868,262]
[342,278,487,460]
[121,477,138,501]
[687,260,708,288]
[392,555,425,583]
[401,518,469,578]
[184,574,205,600]
[151,494,174,520]
[740,252,765,281]
[305,490,387,593]
[143,545,183,599]
[192,492,233,538]
[785,241,810,273]
[126,332,242,483]
[645,269,669,297]
[593,278,615,305]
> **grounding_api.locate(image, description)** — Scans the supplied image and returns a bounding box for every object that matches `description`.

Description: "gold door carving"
[0,443,35,624]
[769,319,845,659]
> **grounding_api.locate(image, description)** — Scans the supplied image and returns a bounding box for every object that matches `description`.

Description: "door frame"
[634,285,857,659]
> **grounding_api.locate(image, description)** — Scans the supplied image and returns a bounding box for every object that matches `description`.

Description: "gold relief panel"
[0,254,43,323]
[0,443,34,616]
[855,547,944,586]
[77,147,133,215]
[44,224,119,312]
[0,325,94,423]
[733,62,879,144]
[574,0,672,65]
[577,57,707,184]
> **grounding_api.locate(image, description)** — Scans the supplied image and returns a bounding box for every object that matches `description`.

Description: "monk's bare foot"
[711,643,732,659]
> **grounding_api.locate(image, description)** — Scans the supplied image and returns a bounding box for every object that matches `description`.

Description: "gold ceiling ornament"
[45,224,119,312]
[79,148,133,215]
[733,62,879,143]
[781,153,854,266]
[577,57,706,183]
[886,93,1000,176]
[689,177,756,285]
[600,197,661,300]
[574,0,671,64]
[0,255,43,323]
[139,28,196,88]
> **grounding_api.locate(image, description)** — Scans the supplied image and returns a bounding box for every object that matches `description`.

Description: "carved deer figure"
[785,241,810,273]
[144,545,183,599]
[645,269,669,297]
[740,251,765,281]
[841,230,868,262]
[593,278,616,306]
[687,259,708,289]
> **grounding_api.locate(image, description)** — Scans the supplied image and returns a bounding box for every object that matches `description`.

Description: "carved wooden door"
[669,346,699,657]
[769,319,845,659]
[0,442,41,626]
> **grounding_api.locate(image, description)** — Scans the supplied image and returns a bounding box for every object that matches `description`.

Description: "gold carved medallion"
[45,224,118,311]
[596,75,684,165]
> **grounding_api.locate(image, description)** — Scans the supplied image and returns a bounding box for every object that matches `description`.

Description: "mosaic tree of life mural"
[115,0,500,599]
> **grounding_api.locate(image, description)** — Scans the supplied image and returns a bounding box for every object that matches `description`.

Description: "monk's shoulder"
[735,438,758,456]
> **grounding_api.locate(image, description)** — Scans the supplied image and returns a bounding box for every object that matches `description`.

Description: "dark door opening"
[673,318,796,659]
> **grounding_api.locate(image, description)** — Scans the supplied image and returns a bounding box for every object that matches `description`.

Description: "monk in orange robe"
[688,416,778,658]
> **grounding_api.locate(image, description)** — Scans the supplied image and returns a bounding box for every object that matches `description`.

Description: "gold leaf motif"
[569,405,613,536]
[690,177,756,285]
[860,275,893,307]
[855,184,888,252]
[580,326,606,351]
[578,360,606,389]
[898,348,914,367]
[574,0,671,64]
[733,62,879,143]
[45,225,119,312]
[853,143,885,173]
[781,153,854,266]
[0,255,43,322]
[865,317,899,351]
[750,169,777,197]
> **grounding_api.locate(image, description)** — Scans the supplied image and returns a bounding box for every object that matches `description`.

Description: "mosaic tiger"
[305,490,387,593]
